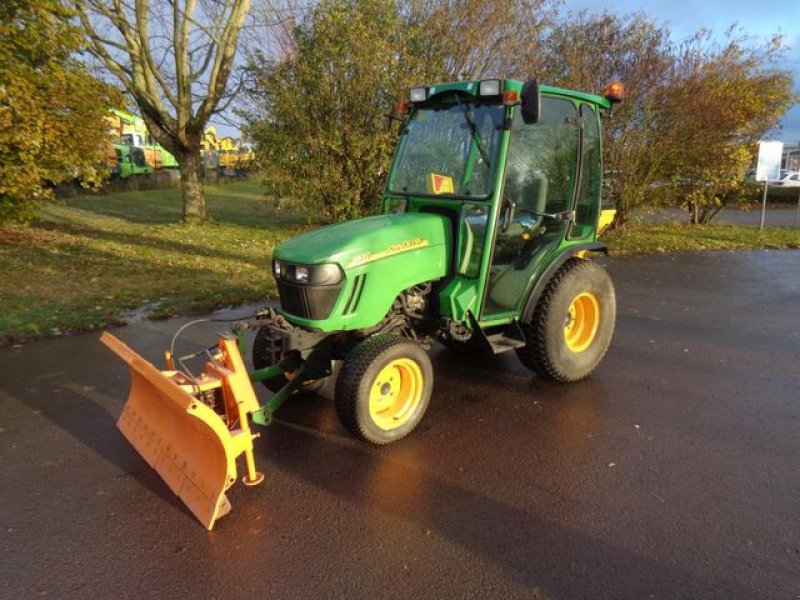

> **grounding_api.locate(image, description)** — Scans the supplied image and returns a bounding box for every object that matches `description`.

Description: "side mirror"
[520,79,541,124]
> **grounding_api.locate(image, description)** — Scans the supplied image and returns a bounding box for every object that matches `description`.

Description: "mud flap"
[101,333,261,530]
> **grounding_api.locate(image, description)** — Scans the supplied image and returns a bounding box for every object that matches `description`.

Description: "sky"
[213,0,799,141]
[563,0,800,142]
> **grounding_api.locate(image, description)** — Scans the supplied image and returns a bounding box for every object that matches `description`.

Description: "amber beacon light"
[603,81,625,103]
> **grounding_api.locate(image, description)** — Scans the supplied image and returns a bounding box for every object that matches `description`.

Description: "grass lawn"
[0,180,312,344]
[1,182,798,345]
[605,222,800,254]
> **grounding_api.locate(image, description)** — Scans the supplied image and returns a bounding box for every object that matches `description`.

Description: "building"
[783,142,800,172]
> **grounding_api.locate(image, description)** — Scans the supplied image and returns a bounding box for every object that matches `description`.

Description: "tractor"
[103,78,623,529]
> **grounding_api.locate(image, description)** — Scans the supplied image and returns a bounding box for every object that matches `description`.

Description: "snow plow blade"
[101,332,264,530]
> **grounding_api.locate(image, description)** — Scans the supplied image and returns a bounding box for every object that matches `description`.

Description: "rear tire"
[252,326,324,394]
[335,335,433,445]
[517,259,616,382]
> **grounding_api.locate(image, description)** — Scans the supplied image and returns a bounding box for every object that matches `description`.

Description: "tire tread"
[335,335,430,445]
[517,259,615,382]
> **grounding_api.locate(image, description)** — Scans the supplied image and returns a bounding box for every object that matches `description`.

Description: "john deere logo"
[427,173,454,195]
[347,239,429,268]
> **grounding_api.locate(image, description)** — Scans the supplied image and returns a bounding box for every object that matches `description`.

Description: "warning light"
[604,81,625,103]
[394,101,411,117]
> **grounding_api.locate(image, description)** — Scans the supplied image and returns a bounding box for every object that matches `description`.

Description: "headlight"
[294,266,309,283]
[409,86,427,103]
[274,262,343,285]
[479,79,501,96]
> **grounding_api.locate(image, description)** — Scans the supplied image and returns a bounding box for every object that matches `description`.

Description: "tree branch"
[196,0,251,124]
[134,0,179,110]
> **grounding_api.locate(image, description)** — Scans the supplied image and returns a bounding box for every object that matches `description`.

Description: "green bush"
[739,182,800,204]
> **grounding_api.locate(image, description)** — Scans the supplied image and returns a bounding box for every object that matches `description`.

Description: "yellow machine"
[201,126,254,169]
[201,126,238,152]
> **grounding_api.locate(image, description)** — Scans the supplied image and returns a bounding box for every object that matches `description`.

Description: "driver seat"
[502,170,548,238]
[488,172,550,310]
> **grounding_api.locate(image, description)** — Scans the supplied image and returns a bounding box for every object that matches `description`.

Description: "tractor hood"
[274,212,450,270]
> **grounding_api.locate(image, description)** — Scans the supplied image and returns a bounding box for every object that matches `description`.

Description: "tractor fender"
[520,242,608,324]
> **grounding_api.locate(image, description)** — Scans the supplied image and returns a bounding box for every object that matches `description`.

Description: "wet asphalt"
[1,250,798,599]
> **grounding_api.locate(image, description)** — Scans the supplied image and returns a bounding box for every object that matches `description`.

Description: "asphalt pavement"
[1,251,799,599]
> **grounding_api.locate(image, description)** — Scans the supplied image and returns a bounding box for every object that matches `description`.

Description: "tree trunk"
[688,201,699,225]
[613,206,628,228]
[700,205,722,225]
[178,148,206,224]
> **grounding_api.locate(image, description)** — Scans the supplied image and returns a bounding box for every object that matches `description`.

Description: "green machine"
[110,143,154,179]
[103,78,624,529]
[252,78,623,443]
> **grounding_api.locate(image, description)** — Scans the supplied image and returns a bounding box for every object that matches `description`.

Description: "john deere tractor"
[103,78,623,529]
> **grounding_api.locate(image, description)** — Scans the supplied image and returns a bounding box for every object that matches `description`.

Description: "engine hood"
[274,212,450,270]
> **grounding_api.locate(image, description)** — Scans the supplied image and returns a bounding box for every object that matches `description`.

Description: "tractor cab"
[384,79,616,331]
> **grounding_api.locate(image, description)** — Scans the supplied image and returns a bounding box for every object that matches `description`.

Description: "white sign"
[755,141,783,182]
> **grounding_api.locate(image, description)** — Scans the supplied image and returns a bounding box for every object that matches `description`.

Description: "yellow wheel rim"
[564,292,600,353]
[368,358,423,431]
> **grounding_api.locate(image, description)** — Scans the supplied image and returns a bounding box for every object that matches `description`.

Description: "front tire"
[335,335,433,445]
[517,259,616,382]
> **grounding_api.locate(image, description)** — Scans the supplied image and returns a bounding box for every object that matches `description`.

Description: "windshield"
[388,99,505,198]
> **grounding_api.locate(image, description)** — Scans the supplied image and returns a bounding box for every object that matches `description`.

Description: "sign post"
[755,141,783,231]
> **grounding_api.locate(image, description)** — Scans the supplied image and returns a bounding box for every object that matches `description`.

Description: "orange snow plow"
[101,332,265,530]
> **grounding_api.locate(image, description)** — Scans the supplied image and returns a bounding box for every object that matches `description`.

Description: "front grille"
[277,280,342,320]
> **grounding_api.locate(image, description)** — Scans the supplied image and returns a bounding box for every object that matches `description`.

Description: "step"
[486,332,526,354]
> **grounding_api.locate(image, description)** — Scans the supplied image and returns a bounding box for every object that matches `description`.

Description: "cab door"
[481,97,579,318]
[569,103,602,241]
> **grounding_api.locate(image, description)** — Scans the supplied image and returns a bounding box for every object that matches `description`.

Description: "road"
[1,251,798,599]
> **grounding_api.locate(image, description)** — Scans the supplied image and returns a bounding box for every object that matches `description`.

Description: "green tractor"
[252,77,622,444]
[110,143,154,179]
[103,77,623,529]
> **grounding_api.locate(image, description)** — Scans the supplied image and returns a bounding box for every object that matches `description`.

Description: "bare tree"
[75,0,251,223]
[404,0,556,81]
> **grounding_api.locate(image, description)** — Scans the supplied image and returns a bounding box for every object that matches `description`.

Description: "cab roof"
[422,79,612,110]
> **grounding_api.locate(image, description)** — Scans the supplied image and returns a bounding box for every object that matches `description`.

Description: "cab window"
[570,103,601,239]
[481,97,579,317]
[504,96,578,236]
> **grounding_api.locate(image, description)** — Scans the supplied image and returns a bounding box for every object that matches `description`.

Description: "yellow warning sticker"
[427,173,455,195]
